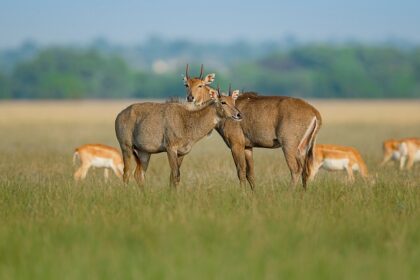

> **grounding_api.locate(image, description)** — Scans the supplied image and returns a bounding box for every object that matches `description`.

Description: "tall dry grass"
[0,100,419,279]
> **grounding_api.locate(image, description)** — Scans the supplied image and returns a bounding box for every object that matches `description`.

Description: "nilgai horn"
[183,65,322,190]
[115,89,242,188]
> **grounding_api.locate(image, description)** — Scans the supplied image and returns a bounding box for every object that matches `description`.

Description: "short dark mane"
[240,92,259,98]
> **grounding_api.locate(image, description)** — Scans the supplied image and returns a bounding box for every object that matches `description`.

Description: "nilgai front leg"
[244,148,255,190]
[167,149,181,188]
[177,155,185,166]
[231,144,247,188]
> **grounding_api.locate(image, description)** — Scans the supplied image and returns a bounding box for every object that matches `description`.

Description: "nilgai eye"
[198,85,203,88]
[184,84,189,88]
[221,101,227,105]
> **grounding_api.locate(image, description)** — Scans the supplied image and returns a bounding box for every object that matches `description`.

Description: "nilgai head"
[209,85,242,121]
[183,64,215,105]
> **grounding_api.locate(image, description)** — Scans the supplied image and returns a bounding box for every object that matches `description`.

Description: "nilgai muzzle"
[183,65,322,190]
[115,87,242,188]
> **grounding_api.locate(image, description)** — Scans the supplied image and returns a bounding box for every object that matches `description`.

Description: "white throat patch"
[214,116,220,125]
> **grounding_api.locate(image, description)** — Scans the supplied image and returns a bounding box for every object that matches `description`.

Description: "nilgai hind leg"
[280,116,319,190]
[133,150,151,187]
[121,145,134,184]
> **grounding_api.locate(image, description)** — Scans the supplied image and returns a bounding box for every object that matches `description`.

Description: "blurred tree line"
[0,43,419,99]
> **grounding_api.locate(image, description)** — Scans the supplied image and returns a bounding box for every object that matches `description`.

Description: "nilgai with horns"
[183,65,322,190]
[115,87,242,188]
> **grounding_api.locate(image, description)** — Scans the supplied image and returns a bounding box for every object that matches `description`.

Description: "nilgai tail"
[299,115,322,189]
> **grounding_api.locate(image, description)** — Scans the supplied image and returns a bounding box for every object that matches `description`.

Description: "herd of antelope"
[73,65,420,189]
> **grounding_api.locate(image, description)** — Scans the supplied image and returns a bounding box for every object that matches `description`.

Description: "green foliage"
[242,46,420,98]
[0,73,11,98]
[9,48,135,99]
[1,45,420,99]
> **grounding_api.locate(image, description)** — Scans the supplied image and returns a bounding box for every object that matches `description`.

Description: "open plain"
[0,100,419,279]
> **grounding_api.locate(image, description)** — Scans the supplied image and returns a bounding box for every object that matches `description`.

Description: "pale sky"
[1,0,419,48]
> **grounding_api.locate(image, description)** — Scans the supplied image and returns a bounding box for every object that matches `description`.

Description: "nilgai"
[309,144,368,182]
[115,88,242,188]
[380,139,401,166]
[398,138,420,170]
[73,144,124,181]
[183,65,322,190]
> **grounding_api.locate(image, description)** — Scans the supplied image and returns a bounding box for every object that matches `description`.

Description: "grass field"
[0,100,419,279]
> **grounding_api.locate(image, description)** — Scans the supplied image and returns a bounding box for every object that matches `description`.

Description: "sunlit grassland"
[0,100,419,279]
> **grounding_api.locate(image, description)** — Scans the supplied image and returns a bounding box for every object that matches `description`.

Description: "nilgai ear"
[231,90,240,100]
[208,89,219,100]
[203,73,216,84]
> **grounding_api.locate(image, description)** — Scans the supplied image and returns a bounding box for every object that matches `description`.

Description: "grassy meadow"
[0,100,419,279]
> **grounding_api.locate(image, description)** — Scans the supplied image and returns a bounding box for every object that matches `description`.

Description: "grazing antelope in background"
[115,87,242,188]
[380,139,401,166]
[184,65,322,190]
[398,138,420,170]
[309,144,368,182]
[73,144,124,181]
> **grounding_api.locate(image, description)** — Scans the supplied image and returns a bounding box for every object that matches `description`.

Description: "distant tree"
[1,43,420,99]
[241,45,420,98]
[0,73,11,98]
[10,48,135,99]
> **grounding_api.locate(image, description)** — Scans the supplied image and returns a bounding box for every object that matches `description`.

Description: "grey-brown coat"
[184,66,322,189]
[115,90,241,188]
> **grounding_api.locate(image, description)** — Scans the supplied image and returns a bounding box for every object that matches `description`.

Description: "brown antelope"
[73,144,124,181]
[183,65,322,190]
[309,144,368,182]
[115,87,242,188]
[380,139,401,166]
[399,138,420,170]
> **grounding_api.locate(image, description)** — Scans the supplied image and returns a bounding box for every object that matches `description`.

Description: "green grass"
[0,102,419,279]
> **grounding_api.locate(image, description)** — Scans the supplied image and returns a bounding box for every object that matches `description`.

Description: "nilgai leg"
[167,149,181,188]
[231,144,247,188]
[133,151,150,186]
[244,148,255,190]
